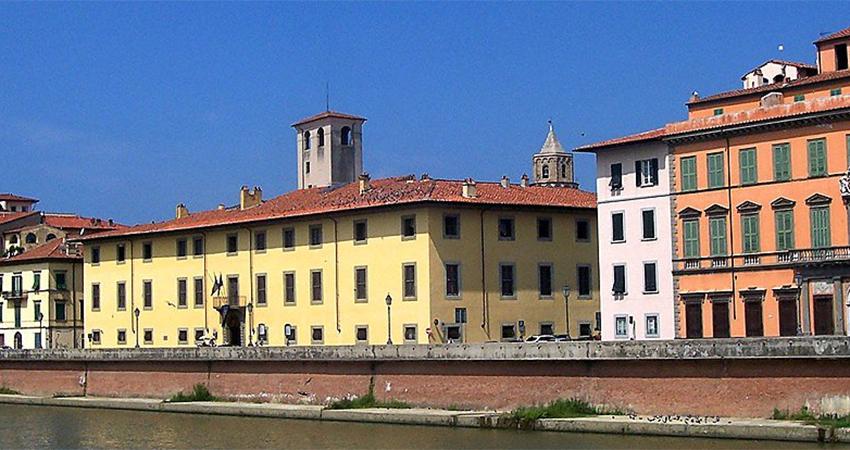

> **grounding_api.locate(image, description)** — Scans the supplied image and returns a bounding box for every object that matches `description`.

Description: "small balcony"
[213,295,247,309]
[1,291,26,302]
[675,246,850,273]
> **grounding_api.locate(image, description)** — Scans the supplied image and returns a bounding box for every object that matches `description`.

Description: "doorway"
[685,302,703,338]
[224,309,243,346]
[745,301,764,337]
[778,299,798,337]
[711,301,730,338]
[813,295,835,335]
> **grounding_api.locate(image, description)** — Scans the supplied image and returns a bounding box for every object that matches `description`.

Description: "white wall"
[595,141,675,340]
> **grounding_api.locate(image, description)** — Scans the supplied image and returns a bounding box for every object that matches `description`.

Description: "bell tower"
[532,120,577,188]
[292,111,367,189]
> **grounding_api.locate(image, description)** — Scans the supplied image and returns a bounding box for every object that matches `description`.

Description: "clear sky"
[0,3,845,224]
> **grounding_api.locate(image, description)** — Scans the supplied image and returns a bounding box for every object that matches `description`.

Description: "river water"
[0,404,835,449]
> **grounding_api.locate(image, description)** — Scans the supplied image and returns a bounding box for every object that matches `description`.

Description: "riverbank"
[0,394,846,444]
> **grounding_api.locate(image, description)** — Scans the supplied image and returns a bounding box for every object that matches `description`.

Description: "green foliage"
[0,386,20,395]
[772,406,850,429]
[510,398,623,421]
[168,383,216,403]
[327,392,410,410]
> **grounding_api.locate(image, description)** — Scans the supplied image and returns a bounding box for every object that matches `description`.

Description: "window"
[285,325,297,344]
[354,267,367,302]
[772,143,791,181]
[91,246,101,264]
[837,43,849,70]
[303,130,311,150]
[610,163,623,189]
[611,212,624,242]
[540,323,554,336]
[537,217,552,241]
[178,329,188,345]
[32,272,41,291]
[55,301,66,321]
[443,214,460,239]
[643,262,657,293]
[645,315,659,338]
[317,127,325,147]
[117,329,127,345]
[775,210,795,251]
[284,272,296,305]
[353,220,368,243]
[501,323,517,341]
[143,280,153,309]
[144,329,153,344]
[341,126,353,146]
[579,322,592,338]
[709,216,727,256]
[11,274,22,296]
[91,330,101,345]
[91,284,101,311]
[256,274,267,306]
[810,207,831,248]
[615,316,628,338]
[680,156,697,191]
[541,165,550,178]
[117,243,126,263]
[192,237,204,256]
[739,148,757,185]
[193,278,204,307]
[741,214,760,253]
[176,239,187,258]
[403,325,417,343]
[808,139,827,177]
[577,266,591,297]
[445,263,460,297]
[831,88,842,97]
[455,307,467,324]
[576,219,590,242]
[311,270,323,303]
[707,152,724,188]
[25,233,36,244]
[142,242,152,261]
[195,328,205,342]
[713,108,724,116]
[612,265,626,295]
[14,304,21,327]
[311,326,324,344]
[255,231,267,252]
[635,158,658,187]
[403,264,416,299]
[309,224,323,247]
[283,228,295,250]
[538,264,553,298]
[45,234,55,241]
[500,264,515,298]
[177,279,187,307]
[117,282,127,310]
[401,216,416,239]
[355,326,368,343]
[498,218,515,240]
[33,301,41,321]
[641,209,656,240]
[305,161,310,174]
[793,94,806,102]
[55,272,67,290]
[226,234,238,254]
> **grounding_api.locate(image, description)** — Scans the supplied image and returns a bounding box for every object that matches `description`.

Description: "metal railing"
[675,246,850,272]
[1,291,26,302]
[213,295,247,309]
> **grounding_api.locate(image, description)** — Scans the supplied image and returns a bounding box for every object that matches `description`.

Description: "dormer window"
[341,126,353,146]
[25,233,37,244]
[317,128,325,147]
[303,131,311,150]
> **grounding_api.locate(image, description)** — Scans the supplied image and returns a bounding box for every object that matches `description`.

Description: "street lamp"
[562,285,571,338]
[37,312,44,349]
[134,307,141,348]
[385,294,393,345]
[247,302,254,346]
[793,273,803,336]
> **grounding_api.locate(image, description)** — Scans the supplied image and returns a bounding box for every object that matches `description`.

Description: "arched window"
[25,233,37,244]
[46,234,56,241]
[303,131,311,150]
[541,164,549,178]
[772,74,784,84]
[560,164,567,178]
[341,127,352,146]
[10,235,18,244]
[14,332,22,349]
[317,128,325,147]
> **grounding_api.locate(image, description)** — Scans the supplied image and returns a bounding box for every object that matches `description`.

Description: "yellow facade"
[83,204,598,348]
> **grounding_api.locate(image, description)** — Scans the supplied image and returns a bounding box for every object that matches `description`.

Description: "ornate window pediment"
[770,197,796,210]
[736,200,762,213]
[704,204,730,216]
[678,207,702,218]
[805,193,832,206]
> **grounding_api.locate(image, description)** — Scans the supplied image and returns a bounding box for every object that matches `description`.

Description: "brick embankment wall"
[2,337,850,418]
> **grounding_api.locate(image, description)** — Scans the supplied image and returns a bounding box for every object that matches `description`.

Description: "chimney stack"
[520,174,529,187]
[420,173,431,182]
[462,178,477,198]
[500,176,510,188]
[358,173,371,194]
[217,204,226,210]
[176,203,189,219]
[689,91,700,103]
[240,186,263,210]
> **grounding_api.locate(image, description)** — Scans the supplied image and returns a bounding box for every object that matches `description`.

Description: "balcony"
[213,296,247,309]
[1,291,26,302]
[675,246,850,272]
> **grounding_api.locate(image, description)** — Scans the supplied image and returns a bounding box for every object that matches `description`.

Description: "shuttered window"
[772,143,791,181]
[709,216,727,256]
[707,152,724,188]
[739,148,757,185]
[680,156,696,191]
[774,210,794,251]
[807,139,827,177]
[810,207,831,248]
[741,214,760,253]
[683,219,700,258]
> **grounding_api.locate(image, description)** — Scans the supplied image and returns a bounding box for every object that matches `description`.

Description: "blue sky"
[0,3,844,224]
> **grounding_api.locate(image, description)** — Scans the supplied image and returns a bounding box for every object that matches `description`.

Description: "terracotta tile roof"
[0,193,38,203]
[814,27,850,44]
[574,128,665,151]
[77,176,596,241]
[688,69,850,105]
[0,212,37,227]
[291,110,367,127]
[42,213,125,232]
[0,239,80,265]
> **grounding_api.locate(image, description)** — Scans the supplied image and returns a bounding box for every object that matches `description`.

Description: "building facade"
[79,113,600,348]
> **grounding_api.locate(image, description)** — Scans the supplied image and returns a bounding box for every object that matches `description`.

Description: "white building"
[576,129,675,340]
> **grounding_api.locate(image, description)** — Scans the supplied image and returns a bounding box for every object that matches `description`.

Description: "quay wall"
[2,337,850,418]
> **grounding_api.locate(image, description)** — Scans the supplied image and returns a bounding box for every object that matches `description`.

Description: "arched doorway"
[223,309,243,346]
[13,332,23,349]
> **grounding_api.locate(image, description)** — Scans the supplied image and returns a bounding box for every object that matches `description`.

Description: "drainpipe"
[71,262,77,349]
[331,217,341,333]
[479,209,490,339]
[129,240,135,339]
[241,227,254,346]
[201,231,208,332]
[725,137,738,324]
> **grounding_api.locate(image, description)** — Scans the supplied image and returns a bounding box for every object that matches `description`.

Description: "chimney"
[176,203,189,219]
[217,204,226,210]
[358,173,371,194]
[462,178,477,198]
[107,219,114,226]
[420,173,431,182]
[500,176,510,188]
[760,92,784,108]
[689,91,700,103]
[240,185,262,210]
[520,174,529,187]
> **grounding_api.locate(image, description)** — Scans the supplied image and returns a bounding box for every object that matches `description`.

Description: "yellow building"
[79,112,600,348]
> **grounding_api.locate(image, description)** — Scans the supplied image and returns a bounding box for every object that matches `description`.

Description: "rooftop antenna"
[325,81,330,112]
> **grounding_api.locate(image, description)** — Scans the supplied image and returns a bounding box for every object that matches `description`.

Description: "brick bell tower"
[292,111,367,189]
[532,120,577,188]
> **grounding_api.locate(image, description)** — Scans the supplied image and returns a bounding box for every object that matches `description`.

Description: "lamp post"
[562,285,571,338]
[247,302,254,346]
[134,307,141,348]
[794,273,803,336]
[37,312,44,349]
[385,294,393,345]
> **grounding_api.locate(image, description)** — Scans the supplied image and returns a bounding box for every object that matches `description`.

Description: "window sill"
[192,255,204,259]
[611,240,626,244]
[401,236,417,241]
[283,247,295,252]
[310,301,323,305]
[537,238,552,242]
[117,261,126,265]
[177,256,187,261]
[643,291,659,295]
[353,240,367,246]
[354,299,368,304]
[142,259,152,263]
[284,302,296,307]
[499,296,517,300]
[443,235,460,240]
[445,296,462,300]
[577,295,593,300]
[226,252,238,257]
[309,245,322,250]
[402,297,418,302]
[538,296,554,300]
[255,250,267,255]
[498,238,516,242]
[641,237,657,242]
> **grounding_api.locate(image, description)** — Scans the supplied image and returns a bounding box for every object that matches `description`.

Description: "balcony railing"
[1,291,26,302]
[213,295,247,309]
[675,246,850,272]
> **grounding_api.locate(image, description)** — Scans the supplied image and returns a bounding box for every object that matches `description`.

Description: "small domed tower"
[292,111,367,189]
[532,120,576,187]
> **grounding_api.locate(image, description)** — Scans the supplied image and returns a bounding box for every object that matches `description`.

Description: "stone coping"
[1,336,849,362]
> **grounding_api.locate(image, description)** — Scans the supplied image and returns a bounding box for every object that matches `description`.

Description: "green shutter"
[741,214,760,253]
[707,152,724,188]
[683,219,700,258]
[808,139,827,177]
[772,143,791,181]
[709,216,727,256]
[739,148,757,185]
[810,207,831,248]
[680,157,696,191]
[831,88,842,96]
[774,210,795,251]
